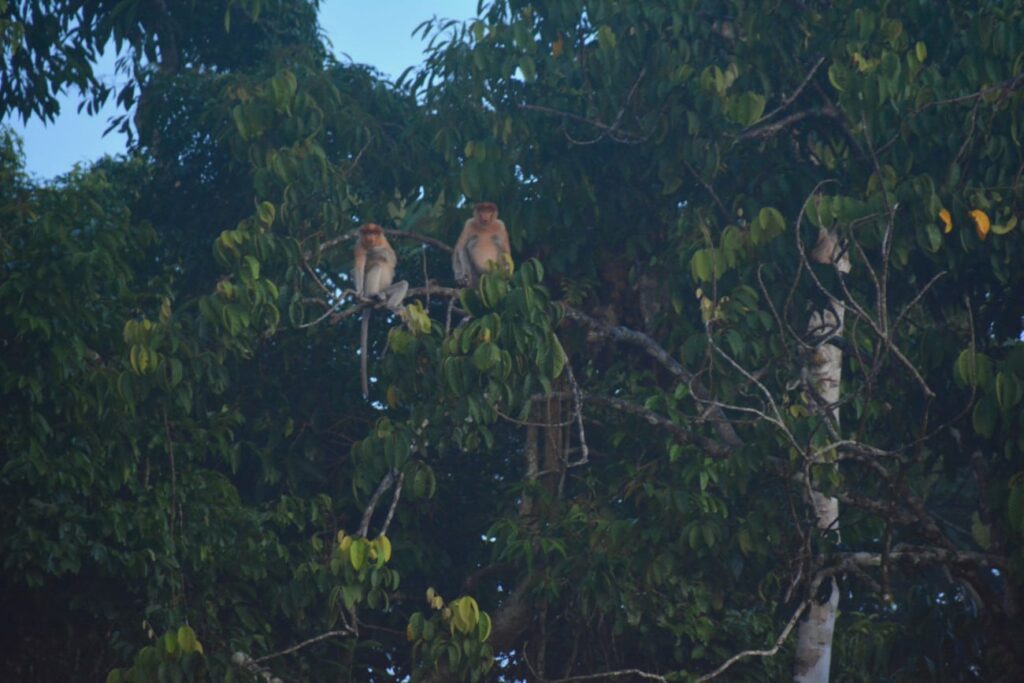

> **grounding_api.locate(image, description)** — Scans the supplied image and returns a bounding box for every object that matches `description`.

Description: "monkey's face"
[475,209,496,226]
[359,224,384,247]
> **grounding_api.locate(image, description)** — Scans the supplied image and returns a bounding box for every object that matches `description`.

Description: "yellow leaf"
[939,208,953,234]
[970,209,990,240]
[377,534,392,562]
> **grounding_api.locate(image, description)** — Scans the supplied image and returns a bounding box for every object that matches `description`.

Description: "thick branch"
[328,285,460,323]
[831,545,1006,572]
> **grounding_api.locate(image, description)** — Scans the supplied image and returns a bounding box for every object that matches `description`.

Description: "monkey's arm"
[495,221,511,256]
[353,247,366,296]
[452,223,474,285]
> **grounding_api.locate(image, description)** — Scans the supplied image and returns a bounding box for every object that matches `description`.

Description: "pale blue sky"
[3,1,480,180]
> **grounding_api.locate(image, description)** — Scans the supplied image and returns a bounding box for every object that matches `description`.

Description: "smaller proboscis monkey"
[353,223,408,398]
[452,201,512,287]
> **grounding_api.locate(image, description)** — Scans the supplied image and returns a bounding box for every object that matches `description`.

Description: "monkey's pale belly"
[471,245,502,269]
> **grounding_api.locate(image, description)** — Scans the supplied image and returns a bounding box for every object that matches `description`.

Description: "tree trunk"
[793,229,849,683]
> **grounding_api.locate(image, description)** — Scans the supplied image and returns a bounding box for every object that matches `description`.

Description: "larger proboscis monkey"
[353,223,408,398]
[452,202,512,287]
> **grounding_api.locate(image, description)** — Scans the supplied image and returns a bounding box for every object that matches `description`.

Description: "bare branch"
[541,666,667,682]
[915,72,1024,112]
[520,67,649,146]
[694,600,810,682]
[756,55,827,124]
[358,471,396,538]
[384,228,454,254]
[577,393,730,459]
[565,361,590,467]
[562,305,743,448]
[683,159,728,217]
[248,628,356,666]
[380,472,404,537]
[830,545,1006,573]
[521,103,648,144]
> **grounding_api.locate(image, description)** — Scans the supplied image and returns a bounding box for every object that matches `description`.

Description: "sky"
[2,1,480,181]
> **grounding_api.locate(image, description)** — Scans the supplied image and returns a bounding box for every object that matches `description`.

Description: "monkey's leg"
[381,280,409,312]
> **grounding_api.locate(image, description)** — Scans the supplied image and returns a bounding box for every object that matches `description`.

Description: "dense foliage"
[2,1,1023,681]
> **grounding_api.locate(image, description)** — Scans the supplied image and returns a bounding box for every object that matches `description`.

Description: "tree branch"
[562,306,743,448]
[693,600,810,682]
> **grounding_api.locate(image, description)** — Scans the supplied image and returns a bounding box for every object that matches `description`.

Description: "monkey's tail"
[360,309,371,399]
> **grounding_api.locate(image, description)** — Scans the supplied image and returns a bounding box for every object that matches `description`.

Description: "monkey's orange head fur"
[473,202,498,213]
[358,223,385,246]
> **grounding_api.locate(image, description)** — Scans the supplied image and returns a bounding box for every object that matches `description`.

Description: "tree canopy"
[2,1,1023,682]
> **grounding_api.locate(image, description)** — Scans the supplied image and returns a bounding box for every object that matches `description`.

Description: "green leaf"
[176,626,198,654]
[597,25,616,50]
[727,92,766,126]
[477,611,492,642]
[456,597,479,632]
[970,512,991,549]
[472,342,501,372]
[408,612,424,641]
[991,216,1017,235]
[690,249,713,282]
[350,538,368,570]
[256,201,275,226]
[244,255,260,280]
[996,372,1022,412]
[972,397,998,438]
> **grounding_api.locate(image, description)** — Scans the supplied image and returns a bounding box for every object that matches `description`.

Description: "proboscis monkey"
[353,223,408,398]
[452,202,512,287]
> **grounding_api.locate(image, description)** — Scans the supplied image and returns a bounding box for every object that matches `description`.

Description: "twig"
[162,409,177,534]
[693,600,810,682]
[358,471,396,538]
[380,472,404,537]
[298,289,356,328]
[341,135,372,178]
[536,658,667,683]
[249,628,356,665]
[755,55,827,124]
[683,159,728,218]
[384,228,453,254]
[574,392,730,459]
[565,360,589,467]
[562,305,743,448]
[519,69,648,147]
[914,72,1024,113]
